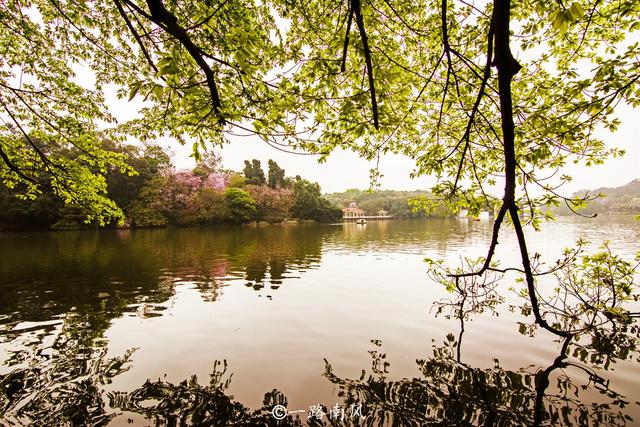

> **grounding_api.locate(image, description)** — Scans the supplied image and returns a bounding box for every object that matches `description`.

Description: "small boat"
[356,219,367,224]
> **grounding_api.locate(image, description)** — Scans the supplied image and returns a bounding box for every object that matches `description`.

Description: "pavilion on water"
[342,202,392,221]
[342,202,365,219]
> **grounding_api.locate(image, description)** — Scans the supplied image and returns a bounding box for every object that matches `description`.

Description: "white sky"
[137,103,639,195]
[97,43,640,196]
[11,5,639,196]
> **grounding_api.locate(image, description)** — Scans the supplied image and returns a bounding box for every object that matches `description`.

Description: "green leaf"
[128,83,141,101]
[569,3,585,20]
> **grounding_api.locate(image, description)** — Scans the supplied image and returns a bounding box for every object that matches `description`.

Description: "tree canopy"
[1,0,638,332]
[1,0,637,216]
[0,0,640,217]
[242,159,266,185]
[267,159,285,189]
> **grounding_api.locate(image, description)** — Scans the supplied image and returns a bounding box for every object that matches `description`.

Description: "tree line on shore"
[325,188,456,219]
[0,142,342,231]
[0,138,473,232]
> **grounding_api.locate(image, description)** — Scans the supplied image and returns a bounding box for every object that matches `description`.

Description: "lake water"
[1,217,639,425]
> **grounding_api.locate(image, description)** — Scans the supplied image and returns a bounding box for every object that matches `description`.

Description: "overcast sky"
[143,103,639,195]
[100,74,639,196]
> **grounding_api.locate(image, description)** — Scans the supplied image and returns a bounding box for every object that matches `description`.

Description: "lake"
[1,216,639,425]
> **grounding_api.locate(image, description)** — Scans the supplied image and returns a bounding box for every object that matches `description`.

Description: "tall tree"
[243,159,266,185]
[267,159,285,189]
[291,178,342,222]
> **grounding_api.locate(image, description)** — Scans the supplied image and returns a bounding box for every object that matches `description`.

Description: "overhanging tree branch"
[444,0,572,338]
[494,0,568,337]
[0,144,38,184]
[114,0,158,73]
[124,0,225,123]
[350,0,379,129]
[451,13,495,194]
[340,3,353,73]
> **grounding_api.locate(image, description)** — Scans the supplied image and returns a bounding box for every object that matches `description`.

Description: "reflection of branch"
[533,335,571,425]
[108,361,304,425]
[432,257,504,363]
[324,329,631,426]
[0,336,135,424]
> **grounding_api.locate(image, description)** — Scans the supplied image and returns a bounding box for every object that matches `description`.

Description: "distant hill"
[574,179,640,199]
[557,179,640,215]
[326,179,640,218]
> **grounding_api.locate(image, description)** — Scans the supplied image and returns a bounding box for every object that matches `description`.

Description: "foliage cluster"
[0,152,340,229]
[1,0,637,226]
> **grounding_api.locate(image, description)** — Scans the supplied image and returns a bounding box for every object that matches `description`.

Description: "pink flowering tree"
[246,185,294,223]
[163,170,202,207]
[203,172,230,192]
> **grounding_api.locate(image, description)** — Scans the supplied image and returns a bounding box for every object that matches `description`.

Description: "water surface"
[1,217,639,425]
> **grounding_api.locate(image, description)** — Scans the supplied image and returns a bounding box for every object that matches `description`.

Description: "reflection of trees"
[2,343,307,426]
[0,221,492,330]
[3,307,636,426]
[0,321,134,425]
[236,225,330,290]
[5,333,633,427]
[0,225,337,424]
[323,334,633,426]
[0,231,175,327]
[323,257,638,426]
[0,225,336,328]
[157,224,331,290]
[324,333,631,426]
[108,360,307,426]
[3,227,638,425]
[430,258,504,361]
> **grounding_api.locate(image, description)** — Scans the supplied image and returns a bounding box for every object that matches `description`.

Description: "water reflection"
[1,218,639,425]
[1,321,134,425]
[0,225,337,328]
[108,361,304,426]
[332,219,493,255]
[1,224,339,423]
[3,310,636,425]
[322,263,638,427]
[322,331,633,426]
